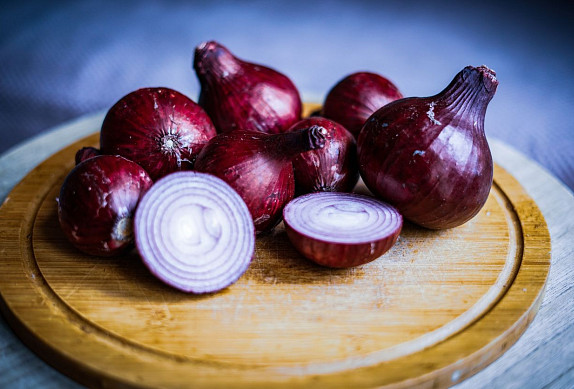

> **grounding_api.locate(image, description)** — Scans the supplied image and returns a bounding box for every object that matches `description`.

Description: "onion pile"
[134,172,254,293]
[283,192,402,268]
[56,39,499,293]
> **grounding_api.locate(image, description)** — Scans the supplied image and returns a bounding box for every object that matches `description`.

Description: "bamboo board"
[0,105,550,388]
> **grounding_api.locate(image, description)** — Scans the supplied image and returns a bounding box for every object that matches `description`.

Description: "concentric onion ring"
[134,172,255,293]
[283,192,402,268]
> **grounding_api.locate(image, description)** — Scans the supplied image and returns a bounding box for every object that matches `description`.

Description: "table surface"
[0,112,573,388]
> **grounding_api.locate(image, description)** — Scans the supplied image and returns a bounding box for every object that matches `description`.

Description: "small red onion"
[100,87,216,181]
[134,172,254,294]
[75,146,100,165]
[194,126,327,233]
[358,65,498,229]
[283,192,402,268]
[58,155,153,256]
[322,72,403,137]
[193,41,302,134]
[289,117,359,194]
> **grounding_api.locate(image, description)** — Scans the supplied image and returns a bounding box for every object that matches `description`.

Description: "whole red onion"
[283,192,402,268]
[322,72,403,137]
[289,117,359,194]
[100,87,216,181]
[58,155,153,256]
[358,65,498,229]
[193,41,302,134]
[194,126,327,233]
[134,172,255,294]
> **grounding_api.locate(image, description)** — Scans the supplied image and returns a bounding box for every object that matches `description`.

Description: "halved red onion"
[134,171,255,293]
[283,192,402,268]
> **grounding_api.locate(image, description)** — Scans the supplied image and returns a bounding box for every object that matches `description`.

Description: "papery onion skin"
[75,146,101,165]
[357,65,498,229]
[194,126,326,233]
[58,155,153,256]
[283,192,402,268]
[134,172,255,294]
[194,40,302,134]
[322,72,403,137]
[100,87,216,181]
[289,117,359,194]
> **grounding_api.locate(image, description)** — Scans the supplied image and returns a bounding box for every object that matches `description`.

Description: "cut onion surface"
[134,171,255,293]
[283,192,402,268]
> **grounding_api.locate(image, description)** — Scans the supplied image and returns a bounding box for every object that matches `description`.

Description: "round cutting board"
[0,105,550,388]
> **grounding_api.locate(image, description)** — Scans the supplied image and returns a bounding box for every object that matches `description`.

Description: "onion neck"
[194,41,241,79]
[435,65,498,131]
[266,125,327,161]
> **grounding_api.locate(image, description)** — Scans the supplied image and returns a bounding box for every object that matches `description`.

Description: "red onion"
[288,117,359,194]
[322,72,403,137]
[358,65,498,229]
[194,126,327,233]
[100,87,217,180]
[283,192,402,268]
[75,146,100,165]
[193,41,302,134]
[134,172,254,294]
[58,155,153,256]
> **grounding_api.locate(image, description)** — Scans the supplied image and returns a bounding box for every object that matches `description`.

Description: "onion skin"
[194,126,326,233]
[322,72,403,137]
[75,146,100,165]
[58,155,153,256]
[357,65,498,229]
[289,117,359,194]
[283,192,402,268]
[100,87,216,181]
[193,41,302,134]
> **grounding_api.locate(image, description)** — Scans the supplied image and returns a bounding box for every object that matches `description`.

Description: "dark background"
[1,0,573,189]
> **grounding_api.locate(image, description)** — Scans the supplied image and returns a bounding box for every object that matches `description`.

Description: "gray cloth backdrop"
[1,0,573,190]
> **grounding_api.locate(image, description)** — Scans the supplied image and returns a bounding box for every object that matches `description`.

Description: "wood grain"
[0,105,551,388]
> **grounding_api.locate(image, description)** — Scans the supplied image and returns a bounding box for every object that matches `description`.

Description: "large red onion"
[193,41,302,134]
[100,87,216,181]
[58,155,153,256]
[322,72,403,137]
[358,65,498,229]
[289,117,359,194]
[283,192,402,268]
[194,126,326,233]
[134,172,254,294]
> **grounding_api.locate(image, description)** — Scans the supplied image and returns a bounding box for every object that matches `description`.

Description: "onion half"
[134,172,254,294]
[283,192,402,268]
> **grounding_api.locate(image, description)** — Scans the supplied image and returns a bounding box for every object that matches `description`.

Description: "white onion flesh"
[134,172,255,293]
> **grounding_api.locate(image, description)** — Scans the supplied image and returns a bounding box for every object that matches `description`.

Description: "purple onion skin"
[100,87,217,181]
[357,66,498,229]
[193,41,302,134]
[58,155,153,256]
[322,72,403,138]
[194,127,326,233]
[285,224,400,268]
[289,117,359,194]
[75,146,101,165]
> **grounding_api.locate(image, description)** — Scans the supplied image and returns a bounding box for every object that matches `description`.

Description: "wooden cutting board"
[0,104,550,388]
